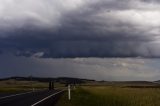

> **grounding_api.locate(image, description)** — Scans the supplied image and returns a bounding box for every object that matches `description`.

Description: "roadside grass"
[0,79,64,93]
[56,86,160,106]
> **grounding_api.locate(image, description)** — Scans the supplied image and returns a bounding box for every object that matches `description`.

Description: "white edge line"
[31,90,66,106]
[0,91,34,100]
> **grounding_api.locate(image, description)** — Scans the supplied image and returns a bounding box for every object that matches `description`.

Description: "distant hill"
[1,76,159,86]
[153,80,160,84]
[111,81,156,85]
[0,76,95,84]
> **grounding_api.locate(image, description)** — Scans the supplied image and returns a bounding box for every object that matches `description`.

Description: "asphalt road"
[0,90,64,106]
[0,90,35,98]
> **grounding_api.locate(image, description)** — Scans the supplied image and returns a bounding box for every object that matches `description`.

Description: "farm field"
[56,86,160,106]
[0,79,64,93]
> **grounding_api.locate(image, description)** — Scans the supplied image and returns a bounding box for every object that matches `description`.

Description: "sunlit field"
[56,86,160,106]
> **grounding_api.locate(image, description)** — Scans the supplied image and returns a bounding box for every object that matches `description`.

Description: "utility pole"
[49,81,52,90]
[52,80,55,90]
[49,81,54,90]
[30,75,34,92]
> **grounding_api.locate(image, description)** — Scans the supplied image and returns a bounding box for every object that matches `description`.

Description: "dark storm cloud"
[0,0,160,58]
[141,0,160,3]
[0,50,2,54]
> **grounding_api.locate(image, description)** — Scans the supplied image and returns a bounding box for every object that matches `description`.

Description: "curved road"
[0,90,64,106]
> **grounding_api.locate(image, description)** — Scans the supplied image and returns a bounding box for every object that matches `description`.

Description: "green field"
[56,86,160,106]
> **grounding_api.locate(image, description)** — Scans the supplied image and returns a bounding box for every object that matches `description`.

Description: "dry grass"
[56,86,160,106]
[0,79,64,93]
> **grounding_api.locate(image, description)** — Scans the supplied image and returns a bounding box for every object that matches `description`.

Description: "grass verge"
[55,86,160,106]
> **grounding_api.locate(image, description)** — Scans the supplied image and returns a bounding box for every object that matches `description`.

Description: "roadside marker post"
[68,84,71,100]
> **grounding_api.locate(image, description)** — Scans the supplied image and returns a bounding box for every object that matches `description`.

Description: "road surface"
[0,90,64,106]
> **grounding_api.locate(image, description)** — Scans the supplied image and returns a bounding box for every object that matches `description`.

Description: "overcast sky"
[0,0,160,80]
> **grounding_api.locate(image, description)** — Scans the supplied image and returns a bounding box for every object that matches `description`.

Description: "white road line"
[0,91,34,100]
[31,90,65,106]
